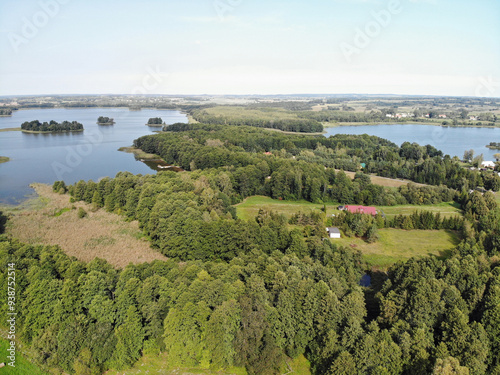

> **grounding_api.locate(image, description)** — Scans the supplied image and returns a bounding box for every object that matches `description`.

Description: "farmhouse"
[481,161,495,169]
[342,205,378,216]
[326,227,341,239]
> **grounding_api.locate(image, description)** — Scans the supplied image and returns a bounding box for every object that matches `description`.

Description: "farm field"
[0,338,48,375]
[236,196,462,268]
[104,353,310,375]
[340,170,429,188]
[378,202,462,218]
[334,228,460,268]
[235,196,334,221]
[236,196,462,221]
[199,105,303,121]
[3,184,167,268]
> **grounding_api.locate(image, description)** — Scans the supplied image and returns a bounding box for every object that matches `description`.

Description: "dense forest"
[137,123,500,193]
[191,109,324,133]
[21,120,84,132]
[1,179,500,375]
[1,124,500,374]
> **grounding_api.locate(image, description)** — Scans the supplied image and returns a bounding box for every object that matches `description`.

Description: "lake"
[0,108,186,204]
[1,111,499,205]
[324,124,500,161]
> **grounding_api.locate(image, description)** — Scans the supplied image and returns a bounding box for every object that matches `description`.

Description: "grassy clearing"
[104,352,248,375]
[202,106,302,122]
[3,184,167,268]
[236,196,461,269]
[339,170,428,188]
[104,353,311,375]
[0,127,21,132]
[236,196,334,221]
[378,202,462,218]
[236,196,461,221]
[0,338,48,375]
[495,192,500,206]
[334,228,460,269]
[0,156,10,164]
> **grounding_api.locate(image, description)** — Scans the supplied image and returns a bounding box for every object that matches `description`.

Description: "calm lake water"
[324,124,500,161]
[1,110,499,205]
[0,108,186,204]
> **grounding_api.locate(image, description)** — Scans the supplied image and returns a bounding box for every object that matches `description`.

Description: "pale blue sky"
[0,0,499,96]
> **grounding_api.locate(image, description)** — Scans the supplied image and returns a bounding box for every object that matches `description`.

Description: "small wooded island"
[486,142,500,150]
[146,117,165,126]
[0,108,13,116]
[21,120,84,133]
[97,116,115,125]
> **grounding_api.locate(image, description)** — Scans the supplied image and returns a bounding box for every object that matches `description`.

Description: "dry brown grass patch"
[5,183,167,268]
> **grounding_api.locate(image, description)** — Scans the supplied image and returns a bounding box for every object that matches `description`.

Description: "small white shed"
[326,227,341,239]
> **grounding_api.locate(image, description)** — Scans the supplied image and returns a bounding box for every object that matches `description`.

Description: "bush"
[77,207,87,218]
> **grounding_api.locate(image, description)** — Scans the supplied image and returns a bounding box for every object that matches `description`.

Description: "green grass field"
[334,228,460,268]
[378,202,462,218]
[236,196,461,268]
[0,339,48,375]
[202,106,302,122]
[235,196,333,221]
[236,196,462,221]
[105,353,311,375]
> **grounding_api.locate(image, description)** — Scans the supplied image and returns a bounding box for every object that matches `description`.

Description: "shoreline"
[322,121,500,129]
[0,156,10,164]
[118,146,162,160]
[21,129,84,134]
[0,127,21,132]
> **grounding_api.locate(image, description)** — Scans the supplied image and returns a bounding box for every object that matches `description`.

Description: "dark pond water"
[359,273,372,287]
[0,108,186,204]
[324,124,500,160]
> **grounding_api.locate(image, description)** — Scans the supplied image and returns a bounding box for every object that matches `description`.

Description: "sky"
[0,0,499,97]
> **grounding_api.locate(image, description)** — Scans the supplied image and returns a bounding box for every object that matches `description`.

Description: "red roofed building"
[344,205,377,216]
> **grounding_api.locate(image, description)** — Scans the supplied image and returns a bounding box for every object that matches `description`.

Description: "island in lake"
[0,108,13,116]
[146,117,165,126]
[21,120,84,133]
[97,116,115,125]
[486,142,500,150]
[0,156,10,163]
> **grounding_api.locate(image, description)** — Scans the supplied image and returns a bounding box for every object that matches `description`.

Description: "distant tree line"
[134,123,499,194]
[0,108,12,115]
[191,110,323,133]
[21,120,84,132]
